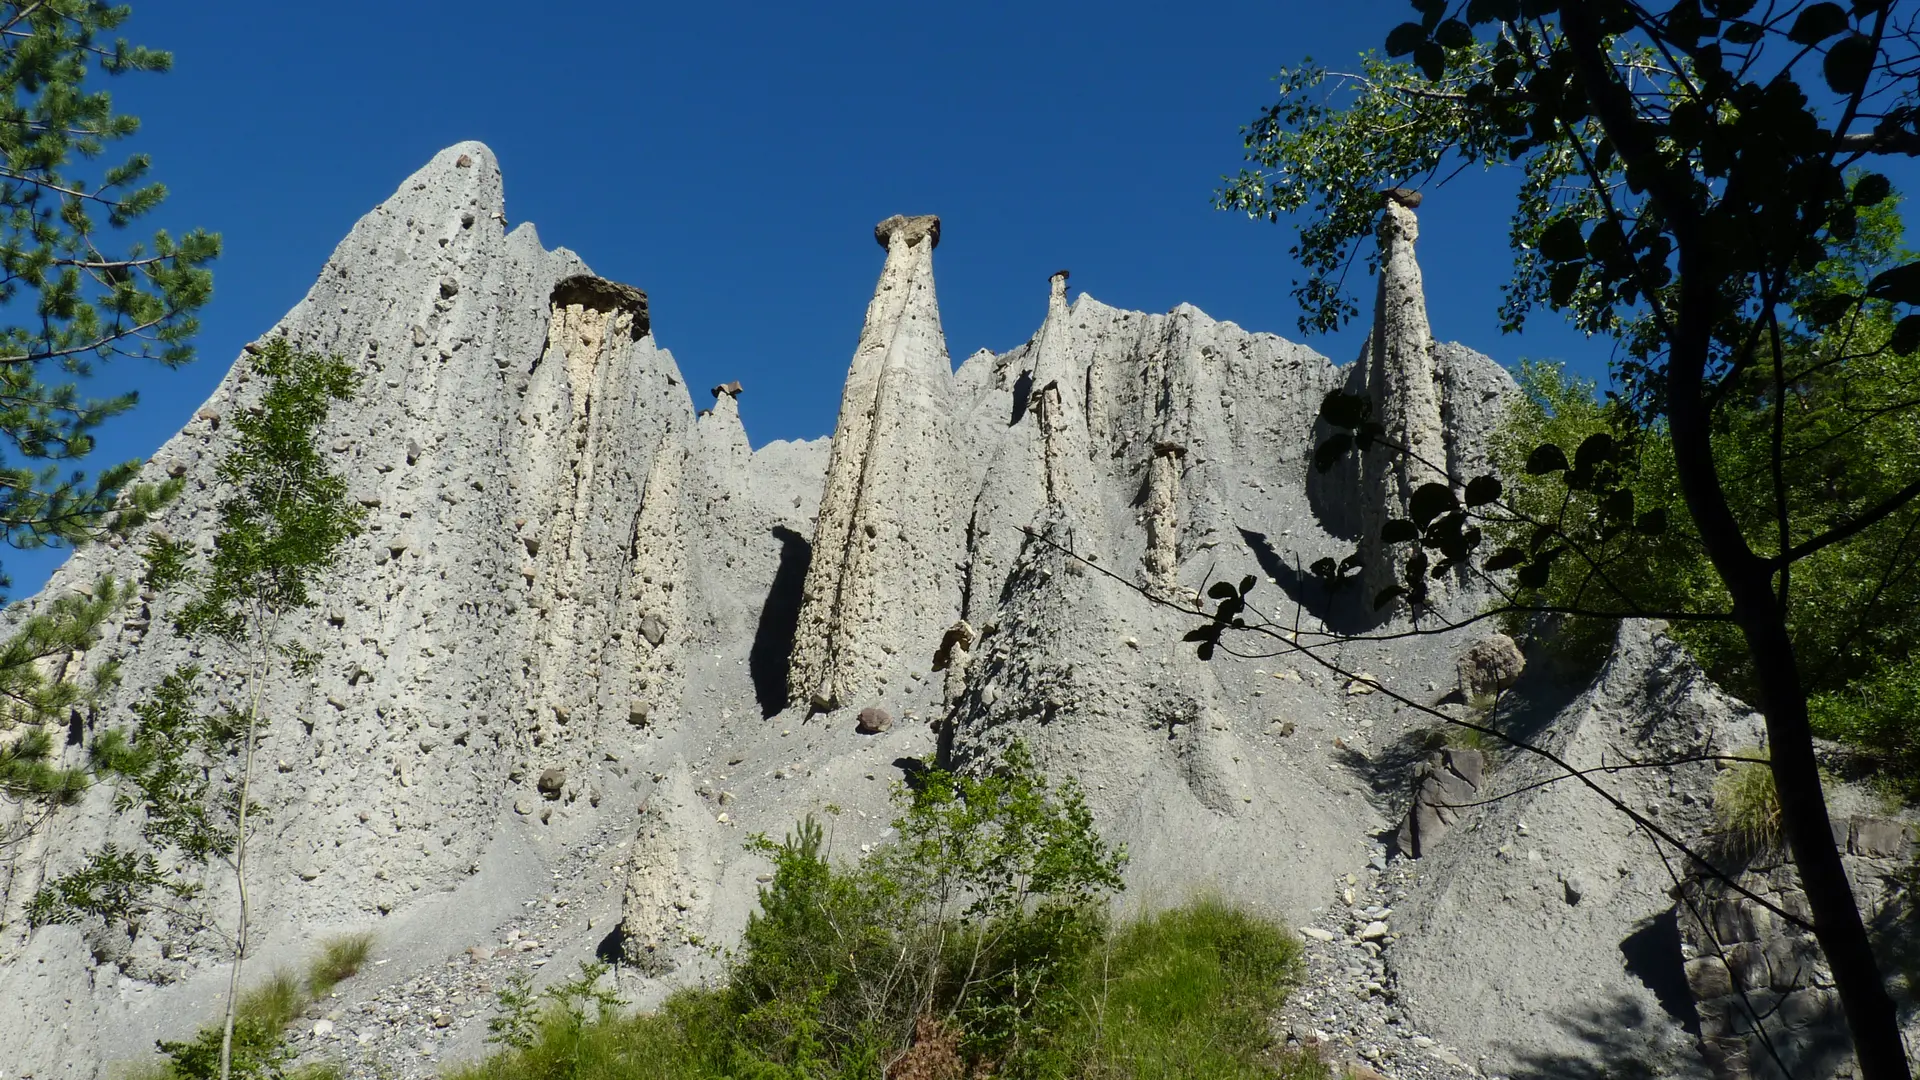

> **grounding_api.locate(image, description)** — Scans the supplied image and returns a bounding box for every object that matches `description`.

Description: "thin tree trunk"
[1555,6,1910,1075]
[218,634,270,1080]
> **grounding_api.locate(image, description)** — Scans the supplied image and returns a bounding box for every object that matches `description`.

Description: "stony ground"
[288,816,636,1079]
[1275,852,1492,1080]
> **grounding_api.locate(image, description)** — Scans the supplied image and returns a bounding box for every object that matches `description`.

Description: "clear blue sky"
[6,0,1897,595]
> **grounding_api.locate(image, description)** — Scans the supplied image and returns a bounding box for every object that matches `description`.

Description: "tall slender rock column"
[789,215,961,711]
[1360,196,1448,604]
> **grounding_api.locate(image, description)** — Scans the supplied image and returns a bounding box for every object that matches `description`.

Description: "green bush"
[454,748,1326,1080]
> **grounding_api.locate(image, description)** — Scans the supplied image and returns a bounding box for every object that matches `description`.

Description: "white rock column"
[789,215,962,711]
[1360,198,1448,605]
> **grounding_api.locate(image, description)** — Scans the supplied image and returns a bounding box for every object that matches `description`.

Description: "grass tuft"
[306,931,374,999]
[1081,896,1318,1079]
[1713,751,1783,851]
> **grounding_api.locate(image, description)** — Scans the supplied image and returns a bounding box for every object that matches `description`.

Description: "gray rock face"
[1396,748,1486,858]
[1391,621,1761,1077]
[3,147,1833,1080]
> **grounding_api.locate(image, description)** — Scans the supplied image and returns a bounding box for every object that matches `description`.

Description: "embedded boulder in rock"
[1456,634,1524,699]
[1396,747,1486,858]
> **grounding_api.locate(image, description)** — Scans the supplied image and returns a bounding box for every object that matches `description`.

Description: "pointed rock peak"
[550,275,649,339]
[1359,190,1448,605]
[874,214,941,251]
[1047,270,1071,317]
[787,213,962,710]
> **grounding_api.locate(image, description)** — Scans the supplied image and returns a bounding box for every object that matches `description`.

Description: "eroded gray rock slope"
[0,142,1837,1079]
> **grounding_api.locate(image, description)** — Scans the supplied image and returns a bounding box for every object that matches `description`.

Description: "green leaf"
[1484,546,1527,571]
[1824,32,1875,96]
[1788,2,1849,44]
[1526,443,1570,474]
[1319,390,1370,430]
[1516,561,1551,589]
[1722,19,1764,43]
[1635,508,1669,535]
[1894,315,1920,355]
[1868,261,1920,304]
[1549,262,1584,307]
[1575,432,1617,471]
[1600,487,1635,522]
[1853,173,1892,207]
[1465,0,1519,22]
[1413,42,1445,81]
[1381,519,1421,544]
[1409,482,1458,526]
[1434,18,1475,48]
[1464,475,1503,506]
[1315,432,1354,473]
[1538,216,1587,262]
[1804,293,1860,328]
[1385,21,1427,56]
[1708,0,1756,16]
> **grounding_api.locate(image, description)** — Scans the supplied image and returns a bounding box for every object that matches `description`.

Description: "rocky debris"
[1383,186,1424,209]
[1395,749,1485,859]
[1454,635,1523,699]
[1277,858,1480,1080]
[855,707,893,735]
[790,214,962,712]
[1390,621,1761,1077]
[537,769,567,800]
[282,818,636,1080]
[711,380,743,398]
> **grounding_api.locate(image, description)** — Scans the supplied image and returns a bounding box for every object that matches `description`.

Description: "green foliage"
[32,339,363,952]
[487,963,626,1056]
[450,900,1320,1080]
[1080,898,1314,1080]
[173,339,364,642]
[1713,753,1784,853]
[0,574,133,834]
[725,744,1126,1075]
[0,1,216,564]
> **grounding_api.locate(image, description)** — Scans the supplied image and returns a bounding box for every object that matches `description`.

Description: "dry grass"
[1713,752,1783,851]
[307,930,374,998]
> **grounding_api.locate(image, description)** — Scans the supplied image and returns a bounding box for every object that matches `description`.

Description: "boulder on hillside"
[1396,748,1486,858]
[1456,634,1524,699]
